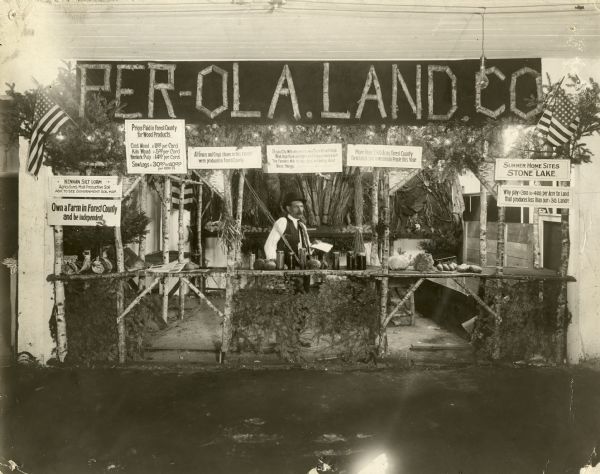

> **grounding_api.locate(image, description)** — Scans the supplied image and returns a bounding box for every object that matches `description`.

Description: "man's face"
[286,200,304,219]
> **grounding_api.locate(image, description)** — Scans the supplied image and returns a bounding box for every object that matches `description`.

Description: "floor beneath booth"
[3,366,600,474]
[142,294,473,367]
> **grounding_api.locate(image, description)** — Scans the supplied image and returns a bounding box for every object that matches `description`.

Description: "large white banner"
[495,159,570,181]
[47,199,122,226]
[51,176,122,198]
[497,185,572,208]
[347,145,422,168]
[188,146,262,169]
[125,119,187,174]
[265,144,342,173]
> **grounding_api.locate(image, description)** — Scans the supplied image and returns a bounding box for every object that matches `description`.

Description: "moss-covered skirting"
[232,278,379,363]
[52,280,159,366]
[473,279,563,363]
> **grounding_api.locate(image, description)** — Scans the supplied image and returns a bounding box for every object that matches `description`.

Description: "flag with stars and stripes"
[535,87,580,147]
[26,92,71,177]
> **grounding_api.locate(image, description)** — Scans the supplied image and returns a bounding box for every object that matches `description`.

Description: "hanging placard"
[51,176,122,198]
[188,146,262,169]
[125,119,187,174]
[494,159,570,181]
[497,185,572,208]
[265,143,342,173]
[47,199,122,226]
[347,144,422,168]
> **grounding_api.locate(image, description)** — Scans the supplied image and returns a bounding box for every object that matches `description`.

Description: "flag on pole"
[535,87,580,147]
[27,92,71,176]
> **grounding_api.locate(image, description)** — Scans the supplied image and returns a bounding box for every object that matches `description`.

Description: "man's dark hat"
[282,191,306,207]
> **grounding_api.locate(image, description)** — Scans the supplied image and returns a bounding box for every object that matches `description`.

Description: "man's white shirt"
[264,215,311,260]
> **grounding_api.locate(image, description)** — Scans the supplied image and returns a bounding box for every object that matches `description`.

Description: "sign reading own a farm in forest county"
[77,60,542,125]
[47,199,122,226]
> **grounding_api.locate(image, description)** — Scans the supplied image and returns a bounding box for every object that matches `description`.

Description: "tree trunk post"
[196,181,204,291]
[162,176,171,324]
[479,142,488,266]
[178,179,186,320]
[53,225,68,363]
[370,168,380,266]
[115,225,126,364]
[138,175,148,289]
[354,168,363,227]
[235,169,245,264]
[492,179,506,360]
[220,171,235,363]
[555,187,570,363]
[378,171,390,356]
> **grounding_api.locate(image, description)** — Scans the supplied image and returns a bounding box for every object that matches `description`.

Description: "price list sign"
[125,119,187,174]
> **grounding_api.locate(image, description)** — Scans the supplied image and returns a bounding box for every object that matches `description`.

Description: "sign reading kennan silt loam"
[77,60,542,124]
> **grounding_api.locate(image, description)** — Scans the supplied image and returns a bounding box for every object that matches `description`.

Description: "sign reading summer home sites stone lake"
[495,159,572,208]
[47,176,122,226]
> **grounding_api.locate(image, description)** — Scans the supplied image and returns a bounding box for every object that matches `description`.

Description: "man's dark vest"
[276,217,308,258]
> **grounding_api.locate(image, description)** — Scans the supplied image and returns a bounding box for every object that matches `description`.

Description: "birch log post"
[378,172,390,356]
[196,184,205,291]
[354,168,363,227]
[178,180,186,320]
[115,224,126,364]
[138,175,147,290]
[235,170,245,264]
[220,171,235,363]
[532,179,541,268]
[161,176,171,323]
[555,189,570,363]
[492,180,506,360]
[479,143,489,266]
[370,169,380,266]
[53,225,68,363]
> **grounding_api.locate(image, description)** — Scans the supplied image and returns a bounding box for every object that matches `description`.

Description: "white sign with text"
[498,185,572,208]
[265,144,342,173]
[51,176,122,198]
[495,159,571,181]
[347,145,423,168]
[125,119,187,174]
[47,199,122,226]
[188,146,262,169]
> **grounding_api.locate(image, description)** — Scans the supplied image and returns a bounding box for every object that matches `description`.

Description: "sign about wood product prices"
[188,146,262,169]
[498,185,572,208]
[495,159,570,181]
[51,176,122,198]
[47,199,122,226]
[347,144,422,168]
[265,144,342,173]
[125,119,187,174]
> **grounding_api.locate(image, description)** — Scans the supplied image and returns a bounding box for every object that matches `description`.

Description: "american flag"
[536,87,580,147]
[27,92,71,176]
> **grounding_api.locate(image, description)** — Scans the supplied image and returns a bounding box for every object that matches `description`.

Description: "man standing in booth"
[264,191,312,267]
[264,191,313,293]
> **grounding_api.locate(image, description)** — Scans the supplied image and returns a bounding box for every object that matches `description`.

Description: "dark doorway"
[543,221,561,271]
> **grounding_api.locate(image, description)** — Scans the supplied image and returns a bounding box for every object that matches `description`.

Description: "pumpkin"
[264,259,277,270]
[442,263,450,271]
[254,258,266,270]
[389,252,410,271]
[436,263,444,271]
[307,259,322,269]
